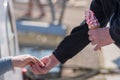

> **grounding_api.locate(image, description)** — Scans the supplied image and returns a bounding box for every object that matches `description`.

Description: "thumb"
[40,56,50,66]
[94,45,101,51]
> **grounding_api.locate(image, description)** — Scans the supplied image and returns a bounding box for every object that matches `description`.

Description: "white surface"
[102,44,120,69]
[105,75,120,80]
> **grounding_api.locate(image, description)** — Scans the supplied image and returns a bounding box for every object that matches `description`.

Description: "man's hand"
[12,55,45,68]
[30,54,59,74]
[88,27,114,51]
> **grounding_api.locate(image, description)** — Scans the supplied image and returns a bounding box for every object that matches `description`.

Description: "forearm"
[0,57,13,75]
[53,0,110,64]
[53,21,90,63]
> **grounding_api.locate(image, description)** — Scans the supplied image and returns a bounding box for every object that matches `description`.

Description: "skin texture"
[85,10,114,51]
[30,54,59,74]
[88,27,114,51]
[12,55,45,68]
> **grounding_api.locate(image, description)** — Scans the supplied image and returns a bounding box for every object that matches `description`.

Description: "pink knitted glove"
[85,10,100,29]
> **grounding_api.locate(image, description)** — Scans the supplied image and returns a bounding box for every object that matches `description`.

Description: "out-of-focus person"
[23,0,45,19]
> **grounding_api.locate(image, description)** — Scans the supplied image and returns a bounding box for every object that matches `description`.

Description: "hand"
[12,55,45,68]
[88,27,114,51]
[30,54,59,74]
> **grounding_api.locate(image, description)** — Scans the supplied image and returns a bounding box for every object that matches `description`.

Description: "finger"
[31,64,45,74]
[94,45,101,51]
[33,57,45,67]
[31,64,49,74]
[91,40,97,45]
[30,65,40,74]
[36,64,42,72]
[29,56,45,68]
[88,30,94,35]
[40,57,49,65]
[34,62,48,74]
[27,56,38,64]
[20,55,33,66]
[89,25,98,30]
[88,25,94,29]
[38,60,45,67]
[89,36,94,41]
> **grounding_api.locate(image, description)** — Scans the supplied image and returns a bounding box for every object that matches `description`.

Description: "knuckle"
[88,30,91,34]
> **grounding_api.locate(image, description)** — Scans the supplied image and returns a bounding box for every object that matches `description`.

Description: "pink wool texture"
[85,10,100,29]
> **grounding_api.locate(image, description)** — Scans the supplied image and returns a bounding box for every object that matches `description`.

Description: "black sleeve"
[53,0,108,64]
[90,0,111,27]
[53,21,89,63]
[109,3,120,47]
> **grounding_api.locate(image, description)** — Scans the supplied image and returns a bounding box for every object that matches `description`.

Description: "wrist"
[107,27,115,43]
[11,57,18,67]
[49,54,60,65]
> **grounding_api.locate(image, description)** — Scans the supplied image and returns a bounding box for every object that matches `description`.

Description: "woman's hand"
[12,55,45,68]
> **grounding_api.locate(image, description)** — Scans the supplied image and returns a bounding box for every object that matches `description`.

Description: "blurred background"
[2,0,120,80]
